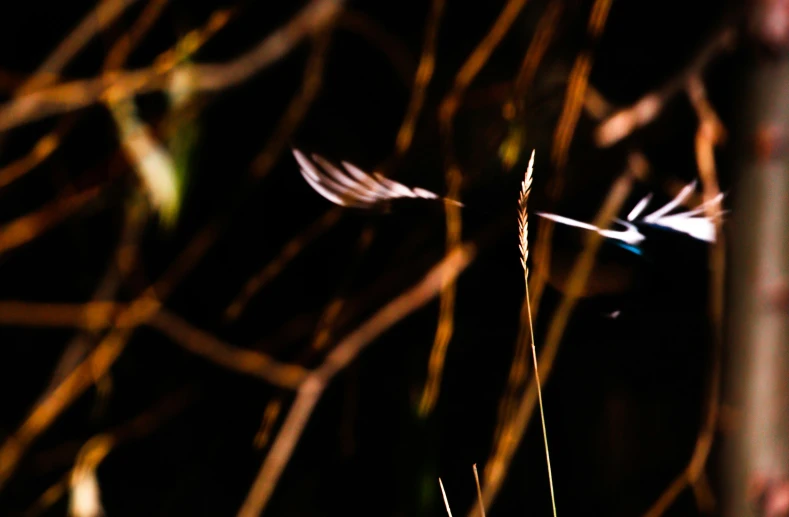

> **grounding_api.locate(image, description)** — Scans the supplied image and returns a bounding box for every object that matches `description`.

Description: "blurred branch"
[0,185,103,256]
[550,0,612,174]
[103,0,171,72]
[23,387,194,517]
[233,11,416,318]
[250,28,335,179]
[0,298,305,389]
[595,26,736,148]
[0,300,152,490]
[224,208,342,321]
[250,225,375,449]
[40,195,147,401]
[392,0,449,415]
[4,18,340,458]
[147,8,337,367]
[150,7,236,73]
[527,0,613,368]
[496,0,563,443]
[253,399,282,449]
[0,300,121,330]
[0,222,217,490]
[439,0,528,123]
[394,0,445,156]
[237,244,476,517]
[17,0,142,94]
[422,0,529,418]
[238,0,443,434]
[338,10,416,88]
[310,234,376,355]
[688,74,726,512]
[7,0,231,399]
[506,0,564,119]
[0,4,231,195]
[188,0,342,92]
[0,0,344,132]
[0,117,74,190]
[150,309,308,389]
[642,74,726,517]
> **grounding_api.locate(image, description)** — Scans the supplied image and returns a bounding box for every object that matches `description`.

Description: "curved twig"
[0,0,344,132]
[237,244,476,517]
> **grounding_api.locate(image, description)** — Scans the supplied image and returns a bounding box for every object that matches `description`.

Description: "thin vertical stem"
[525,278,557,517]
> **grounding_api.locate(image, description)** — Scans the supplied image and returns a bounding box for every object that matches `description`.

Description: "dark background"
[0,0,743,515]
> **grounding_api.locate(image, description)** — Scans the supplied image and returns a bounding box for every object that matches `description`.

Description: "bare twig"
[0,3,229,200]
[40,195,147,399]
[23,388,194,517]
[642,75,726,517]
[224,208,342,321]
[421,0,530,418]
[0,305,150,490]
[0,0,202,195]
[595,27,736,148]
[527,0,613,368]
[0,300,121,330]
[17,0,142,94]
[0,298,305,389]
[150,309,308,389]
[250,29,335,178]
[223,31,338,318]
[191,0,343,91]
[0,223,217,490]
[688,74,726,497]
[11,3,231,398]
[551,0,612,174]
[249,224,374,449]
[253,399,283,449]
[0,0,344,132]
[507,0,564,119]
[394,0,445,156]
[2,18,340,471]
[440,0,529,123]
[0,185,103,256]
[103,0,171,72]
[0,118,74,190]
[338,10,416,88]
[416,170,460,417]
[237,244,476,517]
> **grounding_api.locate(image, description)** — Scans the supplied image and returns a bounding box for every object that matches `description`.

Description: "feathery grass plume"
[518,150,557,517]
[293,149,464,209]
[518,150,535,271]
